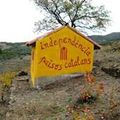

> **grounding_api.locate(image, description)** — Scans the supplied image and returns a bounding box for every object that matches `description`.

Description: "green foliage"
[0,71,15,102]
[33,0,110,33]
[89,32,120,44]
[0,43,31,61]
[0,72,15,87]
[75,95,97,105]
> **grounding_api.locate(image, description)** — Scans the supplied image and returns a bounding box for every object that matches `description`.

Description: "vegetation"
[0,71,15,102]
[0,40,120,119]
[0,72,15,87]
[66,73,119,120]
[89,32,120,44]
[33,0,110,33]
[66,73,97,119]
[0,43,31,61]
[0,48,2,54]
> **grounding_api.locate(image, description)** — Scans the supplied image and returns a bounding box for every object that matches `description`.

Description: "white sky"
[0,0,119,42]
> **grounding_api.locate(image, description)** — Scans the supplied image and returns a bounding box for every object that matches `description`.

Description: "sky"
[0,0,120,43]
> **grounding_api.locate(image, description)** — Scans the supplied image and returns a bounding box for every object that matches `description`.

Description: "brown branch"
[71,0,86,27]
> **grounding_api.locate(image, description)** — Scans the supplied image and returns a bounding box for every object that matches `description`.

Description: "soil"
[0,41,120,120]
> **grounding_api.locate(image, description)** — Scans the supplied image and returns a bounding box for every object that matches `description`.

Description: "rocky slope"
[94,40,120,78]
[0,40,120,120]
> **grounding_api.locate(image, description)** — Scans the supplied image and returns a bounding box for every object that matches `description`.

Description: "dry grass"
[4,71,120,120]
[0,41,120,120]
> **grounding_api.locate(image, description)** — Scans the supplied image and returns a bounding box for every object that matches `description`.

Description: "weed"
[76,95,97,105]
[66,72,105,119]
[0,71,15,102]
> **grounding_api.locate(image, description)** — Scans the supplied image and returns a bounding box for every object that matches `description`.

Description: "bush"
[0,72,15,102]
[0,44,31,61]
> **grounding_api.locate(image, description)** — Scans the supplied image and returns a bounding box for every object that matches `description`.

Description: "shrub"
[0,71,15,102]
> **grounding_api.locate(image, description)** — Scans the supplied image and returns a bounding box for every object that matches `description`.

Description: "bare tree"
[33,0,110,33]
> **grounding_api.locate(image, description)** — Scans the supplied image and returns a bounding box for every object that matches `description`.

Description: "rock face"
[94,41,120,79]
[102,67,120,78]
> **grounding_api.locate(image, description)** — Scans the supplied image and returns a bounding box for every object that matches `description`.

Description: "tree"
[33,0,110,34]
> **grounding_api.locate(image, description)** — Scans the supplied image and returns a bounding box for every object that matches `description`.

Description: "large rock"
[17,71,28,76]
[101,67,120,78]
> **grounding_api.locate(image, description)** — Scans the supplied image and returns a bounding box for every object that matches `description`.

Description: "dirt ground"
[0,41,120,120]
[4,68,120,120]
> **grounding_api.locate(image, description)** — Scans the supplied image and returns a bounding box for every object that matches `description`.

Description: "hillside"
[0,41,120,120]
[0,32,120,62]
[0,42,31,73]
[0,39,120,120]
[89,32,120,44]
[0,42,31,62]
[5,41,120,119]
[0,32,120,61]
